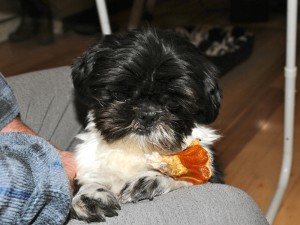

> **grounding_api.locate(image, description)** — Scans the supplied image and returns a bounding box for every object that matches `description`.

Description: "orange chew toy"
[146,139,212,184]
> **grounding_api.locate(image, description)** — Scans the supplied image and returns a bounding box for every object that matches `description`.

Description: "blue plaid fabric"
[0,73,20,130]
[0,74,71,224]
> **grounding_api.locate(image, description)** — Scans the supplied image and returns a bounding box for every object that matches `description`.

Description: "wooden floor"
[0,1,299,224]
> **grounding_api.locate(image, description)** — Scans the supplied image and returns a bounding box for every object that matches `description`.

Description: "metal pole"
[95,0,112,35]
[266,0,297,223]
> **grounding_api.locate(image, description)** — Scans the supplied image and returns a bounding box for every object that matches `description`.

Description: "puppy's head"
[72,28,221,152]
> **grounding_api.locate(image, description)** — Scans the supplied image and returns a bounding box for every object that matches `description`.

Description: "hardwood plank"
[212,27,286,168]
[215,86,284,168]
[224,104,284,209]
[0,33,95,77]
[213,27,286,128]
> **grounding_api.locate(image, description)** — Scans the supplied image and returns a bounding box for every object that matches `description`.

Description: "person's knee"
[212,184,269,225]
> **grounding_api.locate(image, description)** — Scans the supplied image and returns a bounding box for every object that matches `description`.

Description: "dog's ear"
[71,38,105,106]
[197,63,222,124]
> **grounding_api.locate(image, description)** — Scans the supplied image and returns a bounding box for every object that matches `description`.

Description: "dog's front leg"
[119,171,192,203]
[71,183,121,222]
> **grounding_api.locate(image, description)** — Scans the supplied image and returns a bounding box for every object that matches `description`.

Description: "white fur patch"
[72,114,220,220]
[75,116,220,194]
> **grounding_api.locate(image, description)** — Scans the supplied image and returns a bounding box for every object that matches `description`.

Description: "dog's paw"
[119,173,191,203]
[71,183,121,222]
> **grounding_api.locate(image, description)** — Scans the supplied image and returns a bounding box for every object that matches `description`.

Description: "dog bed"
[172,25,255,76]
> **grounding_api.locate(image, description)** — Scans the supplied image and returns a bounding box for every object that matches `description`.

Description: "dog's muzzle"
[134,103,162,135]
[137,111,159,125]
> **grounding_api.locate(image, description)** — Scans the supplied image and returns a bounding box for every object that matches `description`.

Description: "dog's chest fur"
[75,119,219,195]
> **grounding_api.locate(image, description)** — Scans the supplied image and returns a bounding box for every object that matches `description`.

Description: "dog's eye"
[167,100,179,109]
[159,95,179,109]
[159,94,168,104]
[111,91,128,102]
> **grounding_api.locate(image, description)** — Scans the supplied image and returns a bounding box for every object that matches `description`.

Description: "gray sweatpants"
[7,66,269,225]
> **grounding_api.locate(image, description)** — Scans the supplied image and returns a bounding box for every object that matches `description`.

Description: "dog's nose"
[137,111,159,125]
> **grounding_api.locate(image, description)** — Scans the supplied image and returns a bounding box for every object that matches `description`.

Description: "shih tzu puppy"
[70,27,223,222]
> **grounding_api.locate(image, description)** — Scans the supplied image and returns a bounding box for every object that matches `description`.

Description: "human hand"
[57,150,77,194]
[1,118,77,193]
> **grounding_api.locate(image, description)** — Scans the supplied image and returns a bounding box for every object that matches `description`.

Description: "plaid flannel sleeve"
[0,73,20,130]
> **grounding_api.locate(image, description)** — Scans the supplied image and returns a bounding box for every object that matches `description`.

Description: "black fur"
[72,28,221,150]
[71,28,223,222]
[70,194,120,222]
[120,176,162,202]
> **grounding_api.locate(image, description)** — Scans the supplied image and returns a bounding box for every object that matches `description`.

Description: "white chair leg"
[95,0,111,35]
[266,0,298,223]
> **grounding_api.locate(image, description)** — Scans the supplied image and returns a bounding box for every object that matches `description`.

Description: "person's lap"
[7,66,85,151]
[68,182,268,225]
[7,67,269,225]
